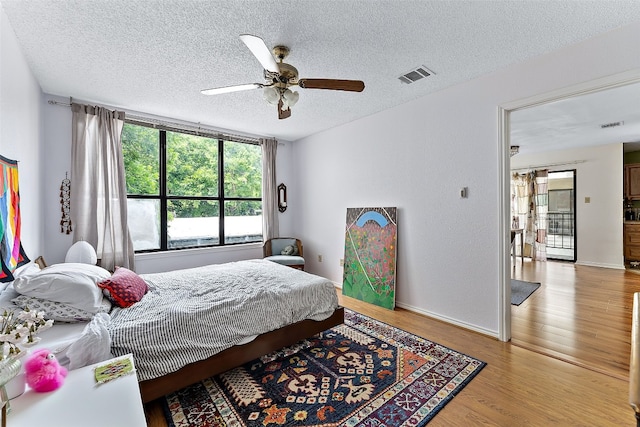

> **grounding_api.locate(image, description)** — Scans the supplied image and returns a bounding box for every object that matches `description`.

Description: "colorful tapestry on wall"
[0,155,28,282]
[343,207,397,309]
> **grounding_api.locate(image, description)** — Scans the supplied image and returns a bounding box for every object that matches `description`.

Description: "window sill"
[134,242,263,262]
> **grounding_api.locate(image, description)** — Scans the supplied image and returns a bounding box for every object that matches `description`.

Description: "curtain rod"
[510,159,587,172]
[46,99,262,144]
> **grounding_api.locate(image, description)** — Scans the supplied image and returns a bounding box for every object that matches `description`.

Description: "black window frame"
[123,121,263,253]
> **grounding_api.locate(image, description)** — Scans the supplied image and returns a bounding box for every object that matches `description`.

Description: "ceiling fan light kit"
[263,86,280,105]
[281,88,299,108]
[201,35,364,119]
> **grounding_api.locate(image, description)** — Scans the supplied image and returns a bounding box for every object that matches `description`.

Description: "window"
[122,123,262,252]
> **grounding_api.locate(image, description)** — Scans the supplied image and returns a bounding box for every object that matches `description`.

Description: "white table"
[8,355,146,427]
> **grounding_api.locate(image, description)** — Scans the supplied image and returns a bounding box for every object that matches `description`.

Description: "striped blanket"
[108,259,339,381]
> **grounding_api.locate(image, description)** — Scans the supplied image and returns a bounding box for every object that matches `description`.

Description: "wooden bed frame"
[138,306,345,403]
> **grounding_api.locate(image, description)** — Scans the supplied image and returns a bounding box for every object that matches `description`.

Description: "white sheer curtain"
[533,170,548,261]
[70,103,135,271]
[260,138,279,241]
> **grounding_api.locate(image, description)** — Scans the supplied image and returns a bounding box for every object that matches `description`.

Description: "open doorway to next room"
[510,169,577,263]
[546,170,576,262]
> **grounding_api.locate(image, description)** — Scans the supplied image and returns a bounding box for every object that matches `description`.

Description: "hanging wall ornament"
[60,173,72,234]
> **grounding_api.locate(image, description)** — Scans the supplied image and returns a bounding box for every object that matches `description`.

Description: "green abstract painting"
[343,207,397,309]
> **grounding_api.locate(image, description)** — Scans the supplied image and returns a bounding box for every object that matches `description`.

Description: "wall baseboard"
[333,281,500,339]
[395,301,499,339]
[575,260,625,270]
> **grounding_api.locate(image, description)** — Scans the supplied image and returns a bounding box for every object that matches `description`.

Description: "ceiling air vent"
[600,121,624,129]
[398,65,435,84]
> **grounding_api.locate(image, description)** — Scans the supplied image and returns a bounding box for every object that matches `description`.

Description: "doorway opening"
[498,69,640,342]
[546,170,577,262]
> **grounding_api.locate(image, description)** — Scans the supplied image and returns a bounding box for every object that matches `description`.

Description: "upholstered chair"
[263,238,305,270]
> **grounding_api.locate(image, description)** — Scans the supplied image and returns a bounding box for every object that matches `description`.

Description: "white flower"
[17,310,38,322]
[14,325,29,336]
[23,336,41,346]
[0,307,54,360]
[41,319,54,331]
[0,334,14,343]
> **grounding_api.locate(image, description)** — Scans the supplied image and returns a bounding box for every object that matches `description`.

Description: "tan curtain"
[70,103,134,271]
[511,170,548,261]
[260,138,279,241]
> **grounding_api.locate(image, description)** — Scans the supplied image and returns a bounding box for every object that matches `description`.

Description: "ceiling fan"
[201,35,365,119]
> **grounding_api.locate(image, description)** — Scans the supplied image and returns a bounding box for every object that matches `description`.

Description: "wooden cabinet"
[625,164,640,200]
[625,223,640,261]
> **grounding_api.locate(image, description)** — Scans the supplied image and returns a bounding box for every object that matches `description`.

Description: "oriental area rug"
[162,309,486,426]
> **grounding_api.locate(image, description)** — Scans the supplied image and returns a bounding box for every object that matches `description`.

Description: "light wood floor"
[145,285,636,426]
[511,258,640,381]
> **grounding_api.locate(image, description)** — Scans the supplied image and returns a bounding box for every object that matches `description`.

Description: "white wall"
[0,6,44,258]
[274,140,295,237]
[293,22,640,337]
[40,95,296,272]
[511,143,624,269]
[41,95,73,264]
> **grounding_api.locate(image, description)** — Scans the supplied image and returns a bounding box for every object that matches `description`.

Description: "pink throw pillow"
[97,267,148,308]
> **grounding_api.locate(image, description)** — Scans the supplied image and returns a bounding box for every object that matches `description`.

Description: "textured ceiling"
[2,0,640,142]
[511,82,640,155]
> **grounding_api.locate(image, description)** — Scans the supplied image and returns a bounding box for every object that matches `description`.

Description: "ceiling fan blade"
[239,34,280,74]
[278,99,291,120]
[201,83,262,96]
[297,79,365,92]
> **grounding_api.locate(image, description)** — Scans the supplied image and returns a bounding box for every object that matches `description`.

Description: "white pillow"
[0,283,17,309]
[0,263,41,305]
[12,263,110,313]
[11,294,112,323]
[12,261,41,278]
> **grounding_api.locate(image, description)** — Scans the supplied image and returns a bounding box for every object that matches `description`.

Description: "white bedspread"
[108,259,339,381]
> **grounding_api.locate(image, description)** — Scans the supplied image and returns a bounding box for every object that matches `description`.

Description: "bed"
[1,258,343,403]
